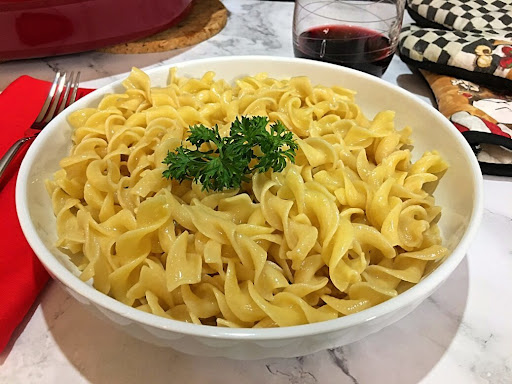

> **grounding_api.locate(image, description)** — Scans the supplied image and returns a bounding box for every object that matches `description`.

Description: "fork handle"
[0,136,35,185]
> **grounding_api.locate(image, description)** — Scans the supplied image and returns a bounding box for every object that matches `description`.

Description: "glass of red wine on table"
[293,0,406,77]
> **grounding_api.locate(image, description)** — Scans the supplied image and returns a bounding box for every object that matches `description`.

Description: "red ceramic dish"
[0,0,193,60]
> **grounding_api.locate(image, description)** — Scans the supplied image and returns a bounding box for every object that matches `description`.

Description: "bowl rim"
[16,55,484,340]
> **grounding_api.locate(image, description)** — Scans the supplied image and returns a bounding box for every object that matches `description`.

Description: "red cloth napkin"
[0,76,94,352]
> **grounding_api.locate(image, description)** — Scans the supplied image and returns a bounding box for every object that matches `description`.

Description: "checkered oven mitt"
[407,0,512,32]
[399,0,512,176]
[399,0,512,90]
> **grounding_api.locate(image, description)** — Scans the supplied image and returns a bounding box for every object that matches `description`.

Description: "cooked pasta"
[46,67,449,327]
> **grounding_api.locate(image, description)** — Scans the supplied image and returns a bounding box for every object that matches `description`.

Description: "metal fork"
[0,71,81,184]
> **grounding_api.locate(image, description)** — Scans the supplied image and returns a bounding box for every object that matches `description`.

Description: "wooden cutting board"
[98,0,228,54]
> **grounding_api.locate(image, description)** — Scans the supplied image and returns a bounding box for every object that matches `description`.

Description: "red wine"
[293,25,393,77]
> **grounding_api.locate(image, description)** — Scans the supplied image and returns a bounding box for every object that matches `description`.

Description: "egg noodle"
[46,67,449,328]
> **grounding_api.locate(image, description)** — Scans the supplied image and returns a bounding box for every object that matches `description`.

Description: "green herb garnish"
[162,116,298,191]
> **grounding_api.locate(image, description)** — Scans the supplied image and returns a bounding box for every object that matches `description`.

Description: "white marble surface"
[1,1,512,383]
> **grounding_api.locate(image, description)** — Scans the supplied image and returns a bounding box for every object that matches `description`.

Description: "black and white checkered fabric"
[407,0,512,32]
[399,25,512,85]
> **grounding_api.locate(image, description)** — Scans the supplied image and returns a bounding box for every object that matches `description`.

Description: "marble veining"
[265,356,320,384]
[327,349,359,384]
[1,1,512,383]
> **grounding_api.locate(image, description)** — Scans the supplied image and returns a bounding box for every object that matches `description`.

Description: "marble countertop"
[1,1,512,383]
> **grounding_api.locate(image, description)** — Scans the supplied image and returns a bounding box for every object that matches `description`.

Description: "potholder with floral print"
[399,0,512,91]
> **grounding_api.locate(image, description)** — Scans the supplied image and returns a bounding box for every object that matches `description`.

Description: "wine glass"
[293,0,406,77]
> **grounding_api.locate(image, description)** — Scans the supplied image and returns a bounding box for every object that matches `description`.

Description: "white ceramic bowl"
[16,56,483,360]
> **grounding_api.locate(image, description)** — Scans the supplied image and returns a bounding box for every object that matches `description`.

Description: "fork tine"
[55,71,74,116]
[42,73,67,124]
[69,71,81,105]
[34,72,62,124]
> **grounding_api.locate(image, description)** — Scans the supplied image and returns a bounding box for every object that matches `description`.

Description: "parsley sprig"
[162,116,298,191]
